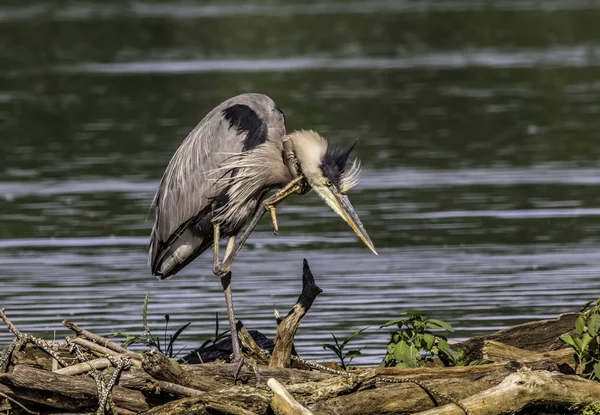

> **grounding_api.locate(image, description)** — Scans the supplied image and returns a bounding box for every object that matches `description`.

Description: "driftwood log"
[0,261,596,415]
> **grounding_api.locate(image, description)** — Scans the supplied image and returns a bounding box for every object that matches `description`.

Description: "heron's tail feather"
[149,228,210,279]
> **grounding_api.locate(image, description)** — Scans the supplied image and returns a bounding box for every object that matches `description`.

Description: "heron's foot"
[266,204,279,235]
[231,356,261,385]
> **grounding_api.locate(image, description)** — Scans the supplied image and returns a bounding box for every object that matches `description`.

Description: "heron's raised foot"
[232,356,261,385]
[263,176,306,235]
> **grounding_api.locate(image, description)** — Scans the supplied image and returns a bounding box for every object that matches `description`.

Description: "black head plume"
[320,140,359,189]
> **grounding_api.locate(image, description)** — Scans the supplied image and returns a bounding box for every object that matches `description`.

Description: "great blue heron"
[148,93,376,362]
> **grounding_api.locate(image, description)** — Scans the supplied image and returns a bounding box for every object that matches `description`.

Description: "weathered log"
[140,385,272,415]
[364,347,572,380]
[457,312,577,362]
[182,362,329,386]
[414,369,600,415]
[288,369,377,403]
[0,365,148,413]
[270,259,323,368]
[142,349,222,391]
[308,354,573,415]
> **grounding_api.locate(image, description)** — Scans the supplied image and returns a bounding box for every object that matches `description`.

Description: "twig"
[0,309,22,340]
[270,259,323,368]
[69,337,117,357]
[55,357,114,376]
[0,340,17,372]
[1,309,68,367]
[62,320,130,354]
[0,390,40,415]
[67,337,141,368]
[96,357,131,415]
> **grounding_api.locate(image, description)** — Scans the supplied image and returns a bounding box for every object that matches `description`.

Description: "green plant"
[321,327,368,370]
[113,292,191,358]
[561,299,600,381]
[380,311,461,368]
[580,402,600,415]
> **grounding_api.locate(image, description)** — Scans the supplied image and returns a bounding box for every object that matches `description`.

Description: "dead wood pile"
[0,261,597,415]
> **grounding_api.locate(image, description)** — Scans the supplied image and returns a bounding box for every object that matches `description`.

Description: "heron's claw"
[232,356,261,385]
[267,205,279,235]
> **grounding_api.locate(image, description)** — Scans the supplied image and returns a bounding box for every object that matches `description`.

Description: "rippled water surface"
[1,0,600,364]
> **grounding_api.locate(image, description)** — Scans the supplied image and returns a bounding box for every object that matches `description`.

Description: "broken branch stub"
[270,259,323,368]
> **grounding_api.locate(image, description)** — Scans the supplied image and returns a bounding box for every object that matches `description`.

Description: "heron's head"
[283,130,377,255]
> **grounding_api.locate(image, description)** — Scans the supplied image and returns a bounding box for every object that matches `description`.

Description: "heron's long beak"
[313,184,377,255]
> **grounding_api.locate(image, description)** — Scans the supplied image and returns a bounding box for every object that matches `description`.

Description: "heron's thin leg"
[213,223,221,274]
[220,271,242,362]
[213,229,243,362]
[224,236,236,259]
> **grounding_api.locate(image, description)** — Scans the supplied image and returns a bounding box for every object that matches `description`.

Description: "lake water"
[1,0,599,365]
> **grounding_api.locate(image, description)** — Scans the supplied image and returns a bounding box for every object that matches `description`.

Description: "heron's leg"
[220,271,242,362]
[212,228,243,362]
[213,223,221,274]
[225,235,236,258]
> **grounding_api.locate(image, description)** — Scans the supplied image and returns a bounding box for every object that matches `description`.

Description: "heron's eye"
[325,179,333,187]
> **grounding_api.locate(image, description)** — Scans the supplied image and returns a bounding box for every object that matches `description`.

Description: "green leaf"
[401,311,425,317]
[331,333,341,350]
[426,319,455,332]
[469,359,493,366]
[393,342,420,368]
[580,300,594,313]
[321,343,338,353]
[561,333,576,348]
[588,314,600,336]
[341,327,369,348]
[437,337,450,351]
[575,315,586,335]
[344,350,363,359]
[167,322,191,357]
[380,318,408,328]
[436,337,459,364]
[594,362,600,381]
[423,334,435,351]
[580,333,593,351]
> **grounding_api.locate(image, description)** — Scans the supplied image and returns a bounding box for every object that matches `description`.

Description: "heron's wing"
[148,93,285,277]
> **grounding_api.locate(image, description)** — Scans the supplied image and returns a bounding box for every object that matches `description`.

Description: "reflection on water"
[1,0,599,365]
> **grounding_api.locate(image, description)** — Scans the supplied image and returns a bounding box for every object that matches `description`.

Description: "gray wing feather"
[155,111,240,240]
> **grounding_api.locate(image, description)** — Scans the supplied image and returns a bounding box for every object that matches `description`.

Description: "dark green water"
[1,1,600,364]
